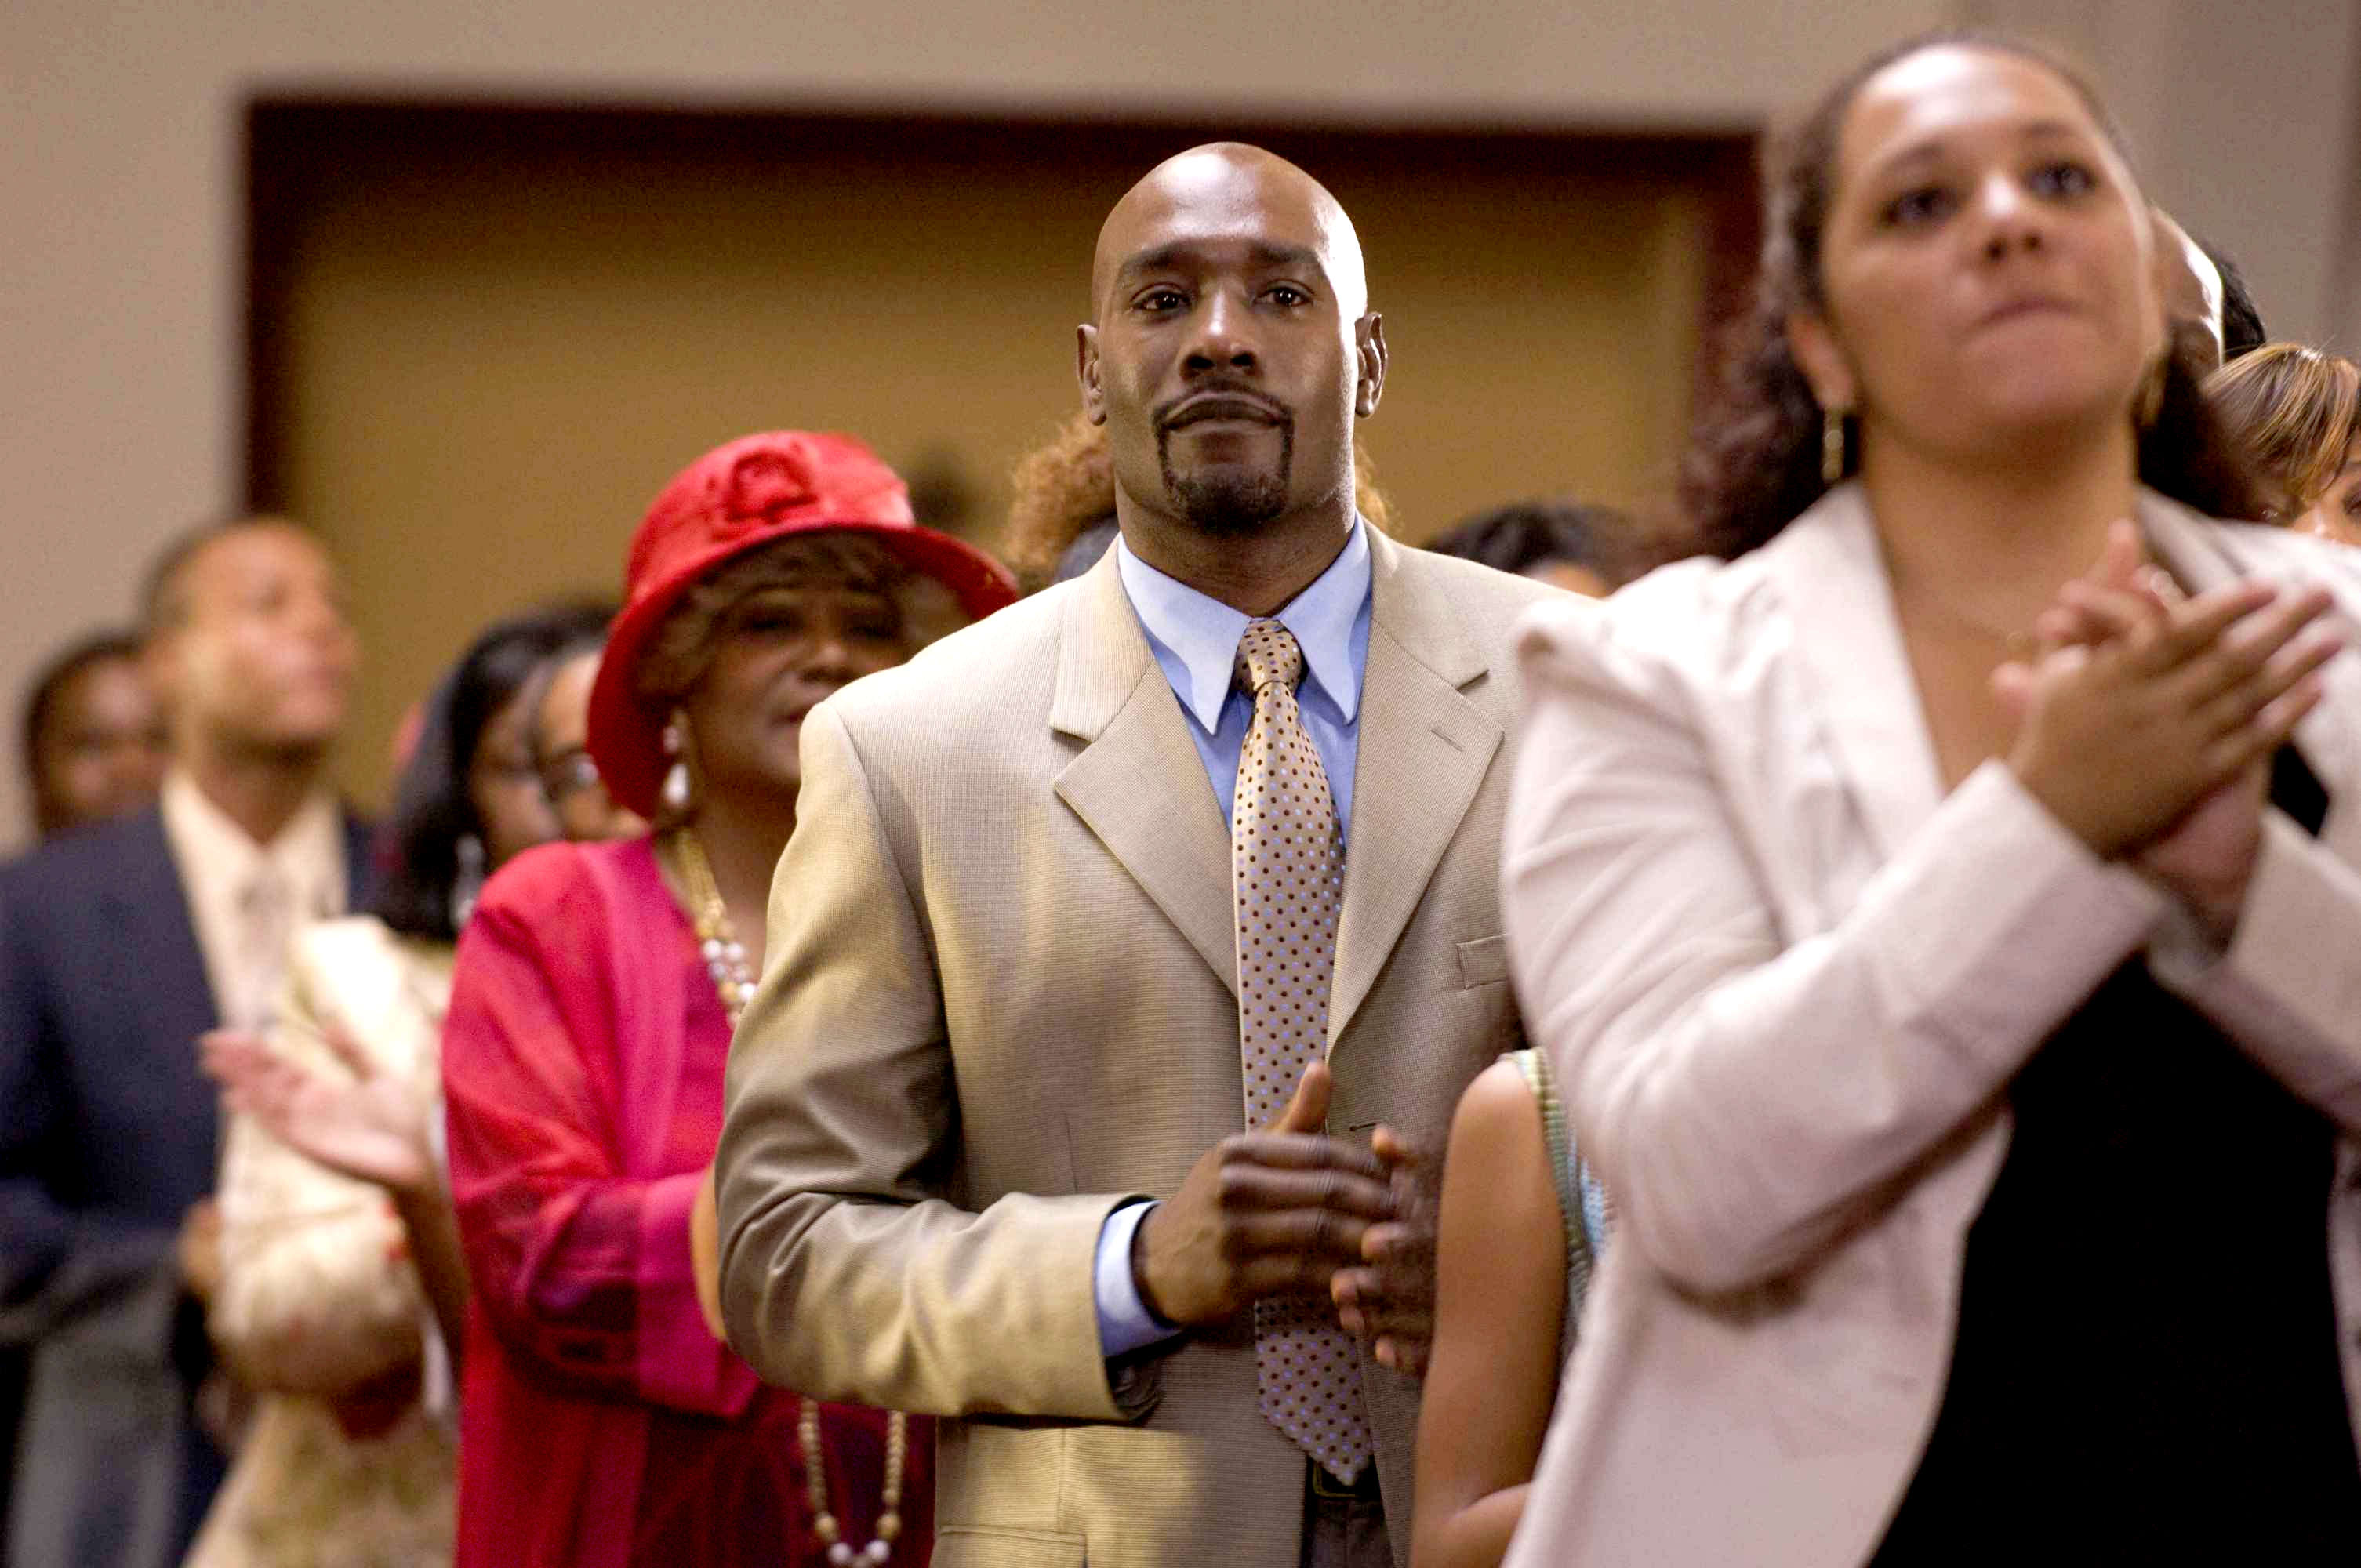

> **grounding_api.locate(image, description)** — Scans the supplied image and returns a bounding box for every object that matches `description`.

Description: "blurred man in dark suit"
[2,517,369,1568]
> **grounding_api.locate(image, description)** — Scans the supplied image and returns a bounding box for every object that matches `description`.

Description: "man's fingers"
[1368,1125,1419,1171]
[1219,1163,1396,1221]
[1236,1235,1370,1298]
[1269,1061,1331,1135]
[1226,1130,1391,1182]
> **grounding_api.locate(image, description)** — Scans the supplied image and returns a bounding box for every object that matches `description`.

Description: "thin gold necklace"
[667,826,910,1565]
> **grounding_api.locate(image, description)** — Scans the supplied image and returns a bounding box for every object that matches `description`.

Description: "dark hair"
[375,601,616,942]
[1050,517,1121,585]
[20,630,146,786]
[1423,500,1635,586]
[1676,28,2264,562]
[2197,236,2268,360]
[140,515,314,635]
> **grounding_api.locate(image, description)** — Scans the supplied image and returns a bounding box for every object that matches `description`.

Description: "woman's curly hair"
[1002,412,1396,586]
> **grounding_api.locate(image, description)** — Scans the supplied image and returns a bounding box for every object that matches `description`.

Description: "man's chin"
[1167,471,1289,537]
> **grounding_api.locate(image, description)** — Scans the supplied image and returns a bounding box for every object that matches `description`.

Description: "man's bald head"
[2152,207,2227,370]
[1090,143,1368,325]
[1077,143,1386,577]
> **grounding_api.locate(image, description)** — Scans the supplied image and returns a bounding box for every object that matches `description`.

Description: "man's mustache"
[1154,385,1293,431]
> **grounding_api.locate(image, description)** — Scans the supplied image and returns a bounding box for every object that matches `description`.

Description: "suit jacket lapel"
[101,810,221,1094]
[342,810,376,913]
[1328,535,1502,1046]
[1769,485,1945,862]
[1051,550,1240,995]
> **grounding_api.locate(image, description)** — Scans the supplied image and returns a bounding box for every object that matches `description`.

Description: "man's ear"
[1077,325,1107,426]
[1354,314,1388,419]
[1785,309,1855,414]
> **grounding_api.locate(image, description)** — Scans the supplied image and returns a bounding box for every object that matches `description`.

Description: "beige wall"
[5,0,2357,844]
[265,123,1724,805]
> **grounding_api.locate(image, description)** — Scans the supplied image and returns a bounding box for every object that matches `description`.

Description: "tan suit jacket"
[716,530,1563,1568]
[1501,486,2361,1568]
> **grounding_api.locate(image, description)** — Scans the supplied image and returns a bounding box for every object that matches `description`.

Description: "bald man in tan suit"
[714,145,1562,1568]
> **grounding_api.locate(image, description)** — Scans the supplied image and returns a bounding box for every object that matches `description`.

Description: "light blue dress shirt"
[1093,519,1375,1358]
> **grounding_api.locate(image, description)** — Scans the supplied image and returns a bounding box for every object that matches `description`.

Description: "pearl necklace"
[667,827,910,1565]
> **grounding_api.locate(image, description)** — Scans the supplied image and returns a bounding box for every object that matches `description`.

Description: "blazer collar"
[1051,549,1240,992]
[1770,483,2361,865]
[2139,491,2361,800]
[1767,483,1943,862]
[1047,532,1506,1029]
[100,804,225,1032]
[1328,532,1502,1044]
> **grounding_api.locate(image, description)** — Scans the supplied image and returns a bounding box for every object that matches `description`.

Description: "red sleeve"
[441,844,757,1417]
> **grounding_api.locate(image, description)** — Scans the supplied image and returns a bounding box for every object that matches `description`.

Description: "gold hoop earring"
[1821,406,1850,488]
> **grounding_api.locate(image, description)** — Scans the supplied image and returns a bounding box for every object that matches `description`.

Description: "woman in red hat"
[438,431,1016,1568]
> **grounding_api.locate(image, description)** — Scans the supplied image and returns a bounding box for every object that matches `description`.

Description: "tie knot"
[1234,619,1305,696]
[242,867,290,917]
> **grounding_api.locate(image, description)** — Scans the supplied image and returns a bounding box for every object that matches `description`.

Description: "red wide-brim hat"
[587,430,1018,817]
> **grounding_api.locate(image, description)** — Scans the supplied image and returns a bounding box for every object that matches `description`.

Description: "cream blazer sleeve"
[1500,575,2170,1297]
[209,920,434,1396]
[2143,524,2361,1116]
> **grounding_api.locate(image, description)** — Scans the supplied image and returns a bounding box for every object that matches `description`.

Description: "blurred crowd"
[5,23,2361,1568]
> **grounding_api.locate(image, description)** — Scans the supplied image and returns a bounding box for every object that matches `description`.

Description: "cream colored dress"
[187,918,457,1568]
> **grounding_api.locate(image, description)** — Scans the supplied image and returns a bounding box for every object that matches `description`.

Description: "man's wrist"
[1128,1204,1176,1330]
[1095,1200,1182,1358]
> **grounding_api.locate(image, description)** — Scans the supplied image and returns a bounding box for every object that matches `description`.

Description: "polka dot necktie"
[1232,618,1372,1486]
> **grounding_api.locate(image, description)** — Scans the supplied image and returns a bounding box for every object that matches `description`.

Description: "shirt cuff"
[1095,1199,1182,1359]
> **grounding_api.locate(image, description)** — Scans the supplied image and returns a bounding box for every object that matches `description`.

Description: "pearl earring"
[661,718,692,815]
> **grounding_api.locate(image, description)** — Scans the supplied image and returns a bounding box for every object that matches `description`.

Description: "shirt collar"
[1114,517,1372,731]
[160,767,346,906]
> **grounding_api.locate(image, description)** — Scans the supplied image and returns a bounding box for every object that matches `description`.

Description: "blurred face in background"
[151,524,357,760]
[467,683,562,867]
[533,649,646,842]
[2296,441,2361,547]
[31,653,168,837]
[1526,560,1610,597]
[674,576,910,809]
[1789,45,2163,470]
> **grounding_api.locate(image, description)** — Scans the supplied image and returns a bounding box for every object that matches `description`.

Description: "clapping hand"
[1134,1062,1400,1327]
[1995,520,2344,939]
[1332,1125,1437,1377]
[202,1021,435,1194]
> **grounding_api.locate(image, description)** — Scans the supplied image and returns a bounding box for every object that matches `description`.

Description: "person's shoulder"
[1393,541,1568,611]
[818,588,1066,741]
[288,912,401,969]
[0,805,168,902]
[2192,514,2361,596]
[1513,546,1766,693]
[1452,1056,1546,1146]
[472,836,653,927]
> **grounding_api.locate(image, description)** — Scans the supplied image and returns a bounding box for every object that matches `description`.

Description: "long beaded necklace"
[668,826,910,1566]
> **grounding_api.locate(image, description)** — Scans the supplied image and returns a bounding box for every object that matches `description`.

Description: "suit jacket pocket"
[934,1525,1088,1568]
[1456,933,1509,989]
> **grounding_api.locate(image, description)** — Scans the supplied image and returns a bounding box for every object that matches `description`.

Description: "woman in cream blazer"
[1501,32,2361,1568]
[189,604,612,1568]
